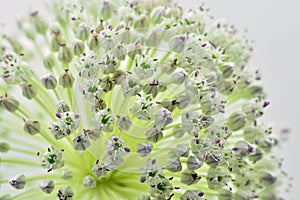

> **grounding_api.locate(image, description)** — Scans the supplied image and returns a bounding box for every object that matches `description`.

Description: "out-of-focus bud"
[41,74,57,89]
[59,69,74,88]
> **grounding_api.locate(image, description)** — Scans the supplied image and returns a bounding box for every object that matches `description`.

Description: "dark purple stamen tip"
[56,113,62,118]
[198,192,204,197]
[66,129,71,135]
[140,177,146,183]
[124,147,130,153]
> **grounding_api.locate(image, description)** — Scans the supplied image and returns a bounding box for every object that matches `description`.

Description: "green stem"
[10,147,37,156]
[34,95,55,120]
[1,158,40,166]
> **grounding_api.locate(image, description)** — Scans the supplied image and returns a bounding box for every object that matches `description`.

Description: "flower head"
[0,0,289,199]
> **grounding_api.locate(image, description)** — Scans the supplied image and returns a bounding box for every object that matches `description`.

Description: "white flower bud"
[61,169,73,180]
[39,180,55,194]
[72,39,85,56]
[154,108,172,127]
[83,175,96,188]
[41,74,57,89]
[43,54,55,70]
[112,43,127,60]
[150,7,166,23]
[207,168,230,189]
[146,29,162,47]
[58,44,73,64]
[0,94,19,112]
[9,174,26,190]
[175,144,189,157]
[187,156,203,170]
[59,69,74,88]
[146,126,163,143]
[227,112,246,131]
[23,119,40,135]
[113,70,127,85]
[171,68,188,84]
[31,11,48,34]
[181,169,200,185]
[22,82,37,99]
[84,129,101,141]
[73,133,91,151]
[57,186,74,200]
[176,95,190,109]
[168,35,187,53]
[166,158,182,172]
[101,0,113,19]
[56,100,70,113]
[77,23,89,41]
[259,172,277,186]
[134,15,150,31]
[137,142,153,157]
[88,31,100,50]
[116,116,132,131]
[172,126,185,138]
[181,190,204,200]
[51,32,63,52]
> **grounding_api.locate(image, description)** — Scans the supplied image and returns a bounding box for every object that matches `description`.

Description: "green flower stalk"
[0,0,289,199]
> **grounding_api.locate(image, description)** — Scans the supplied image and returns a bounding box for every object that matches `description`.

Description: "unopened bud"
[31,11,48,34]
[137,142,153,157]
[23,119,40,135]
[39,180,55,194]
[73,134,91,151]
[187,156,203,170]
[56,100,70,113]
[59,69,74,88]
[9,175,26,190]
[0,94,19,112]
[113,70,127,85]
[166,158,182,172]
[227,112,246,131]
[101,0,113,20]
[146,29,161,47]
[169,35,186,53]
[22,82,37,99]
[219,63,234,78]
[83,175,96,188]
[57,186,74,200]
[0,142,10,153]
[134,15,150,31]
[146,127,163,143]
[116,116,132,131]
[150,7,166,23]
[72,39,85,56]
[61,169,73,180]
[43,54,55,70]
[84,129,101,141]
[181,169,200,185]
[175,143,189,157]
[171,68,188,84]
[77,23,89,41]
[89,31,100,50]
[100,76,115,92]
[58,44,73,64]
[41,74,57,89]
[259,172,277,186]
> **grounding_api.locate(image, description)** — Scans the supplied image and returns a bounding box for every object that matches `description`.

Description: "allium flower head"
[0,0,289,199]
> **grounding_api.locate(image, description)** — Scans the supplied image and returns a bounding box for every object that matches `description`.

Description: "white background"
[0,0,299,199]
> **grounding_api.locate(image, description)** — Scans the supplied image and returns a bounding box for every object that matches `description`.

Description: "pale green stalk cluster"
[0,0,288,199]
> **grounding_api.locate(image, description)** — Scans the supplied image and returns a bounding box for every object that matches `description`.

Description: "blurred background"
[0,0,299,199]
